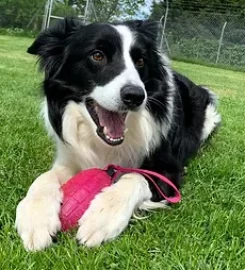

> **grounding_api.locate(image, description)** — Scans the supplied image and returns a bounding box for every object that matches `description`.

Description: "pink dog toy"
[59,165,181,231]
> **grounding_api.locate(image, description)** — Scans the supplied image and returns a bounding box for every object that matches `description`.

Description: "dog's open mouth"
[85,99,127,146]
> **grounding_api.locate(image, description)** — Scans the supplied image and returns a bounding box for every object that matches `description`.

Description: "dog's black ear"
[126,20,161,45]
[28,18,83,78]
[137,20,161,42]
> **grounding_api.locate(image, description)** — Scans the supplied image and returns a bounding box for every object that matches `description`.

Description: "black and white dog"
[15,18,221,251]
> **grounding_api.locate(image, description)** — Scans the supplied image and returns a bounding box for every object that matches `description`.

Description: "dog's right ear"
[28,18,83,78]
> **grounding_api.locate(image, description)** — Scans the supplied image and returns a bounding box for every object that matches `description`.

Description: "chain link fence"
[162,10,245,69]
[0,1,90,35]
[1,2,245,70]
[0,0,136,34]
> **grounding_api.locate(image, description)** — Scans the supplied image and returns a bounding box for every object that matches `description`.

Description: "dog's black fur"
[143,72,216,201]
[28,18,220,202]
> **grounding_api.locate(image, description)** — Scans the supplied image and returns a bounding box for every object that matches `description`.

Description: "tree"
[0,0,146,31]
[150,0,245,21]
[64,0,145,22]
[0,0,46,29]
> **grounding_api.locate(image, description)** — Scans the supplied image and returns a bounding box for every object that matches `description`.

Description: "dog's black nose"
[120,85,145,109]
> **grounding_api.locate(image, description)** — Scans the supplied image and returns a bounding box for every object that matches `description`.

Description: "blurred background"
[1,0,245,70]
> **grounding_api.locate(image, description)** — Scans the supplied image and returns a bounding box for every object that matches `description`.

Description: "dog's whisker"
[147,97,166,110]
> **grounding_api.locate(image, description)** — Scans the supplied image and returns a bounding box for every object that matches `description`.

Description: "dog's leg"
[15,166,74,251]
[76,173,152,247]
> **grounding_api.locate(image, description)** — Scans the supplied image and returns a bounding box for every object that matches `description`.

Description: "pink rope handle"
[105,164,181,204]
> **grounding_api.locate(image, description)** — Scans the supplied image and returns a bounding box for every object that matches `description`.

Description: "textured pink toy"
[60,168,113,231]
[59,165,181,231]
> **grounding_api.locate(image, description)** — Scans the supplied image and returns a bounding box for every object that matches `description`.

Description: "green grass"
[172,56,245,73]
[1,34,245,270]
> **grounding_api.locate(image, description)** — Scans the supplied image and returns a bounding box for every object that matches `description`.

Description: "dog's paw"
[76,185,131,247]
[76,173,151,247]
[15,193,62,251]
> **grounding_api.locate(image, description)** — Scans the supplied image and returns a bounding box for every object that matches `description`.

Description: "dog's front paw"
[76,173,151,247]
[76,186,131,247]
[15,193,62,251]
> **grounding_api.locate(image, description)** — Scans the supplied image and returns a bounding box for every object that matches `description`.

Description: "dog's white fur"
[15,166,71,251]
[15,25,220,251]
[15,99,162,251]
[201,88,221,141]
[91,26,146,111]
[77,173,152,247]
[201,104,221,141]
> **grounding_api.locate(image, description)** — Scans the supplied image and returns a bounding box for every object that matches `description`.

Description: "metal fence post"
[46,0,54,29]
[160,0,171,53]
[42,0,50,30]
[160,0,168,47]
[216,21,227,64]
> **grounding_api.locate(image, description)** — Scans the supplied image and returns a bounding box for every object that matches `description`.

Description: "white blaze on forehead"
[90,25,146,112]
[113,25,145,87]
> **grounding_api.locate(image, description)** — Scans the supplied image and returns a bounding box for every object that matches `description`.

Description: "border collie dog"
[15,18,221,251]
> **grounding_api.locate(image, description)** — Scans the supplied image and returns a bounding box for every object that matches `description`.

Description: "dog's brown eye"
[135,58,144,68]
[92,51,104,62]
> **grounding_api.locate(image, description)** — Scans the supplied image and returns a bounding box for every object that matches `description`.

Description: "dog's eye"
[91,51,104,62]
[135,58,144,68]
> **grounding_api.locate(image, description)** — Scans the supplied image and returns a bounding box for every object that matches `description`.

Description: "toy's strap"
[105,164,181,204]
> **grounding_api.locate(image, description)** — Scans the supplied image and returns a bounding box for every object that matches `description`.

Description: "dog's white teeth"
[104,126,108,135]
[124,128,128,135]
[103,126,124,143]
[104,135,124,143]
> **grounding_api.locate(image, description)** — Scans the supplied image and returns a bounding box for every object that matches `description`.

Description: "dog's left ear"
[126,20,161,46]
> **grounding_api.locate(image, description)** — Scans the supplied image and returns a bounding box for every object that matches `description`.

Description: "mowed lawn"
[0,34,245,270]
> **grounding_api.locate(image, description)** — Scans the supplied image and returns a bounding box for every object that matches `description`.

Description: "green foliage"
[0,0,46,30]
[167,36,245,68]
[151,1,245,69]
[151,0,245,19]
[0,28,38,38]
[52,2,80,17]
[92,0,145,21]
[0,0,145,32]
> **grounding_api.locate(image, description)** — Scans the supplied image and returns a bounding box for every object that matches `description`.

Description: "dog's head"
[28,18,165,146]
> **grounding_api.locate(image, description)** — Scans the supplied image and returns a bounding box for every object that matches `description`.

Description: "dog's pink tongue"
[96,105,126,138]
